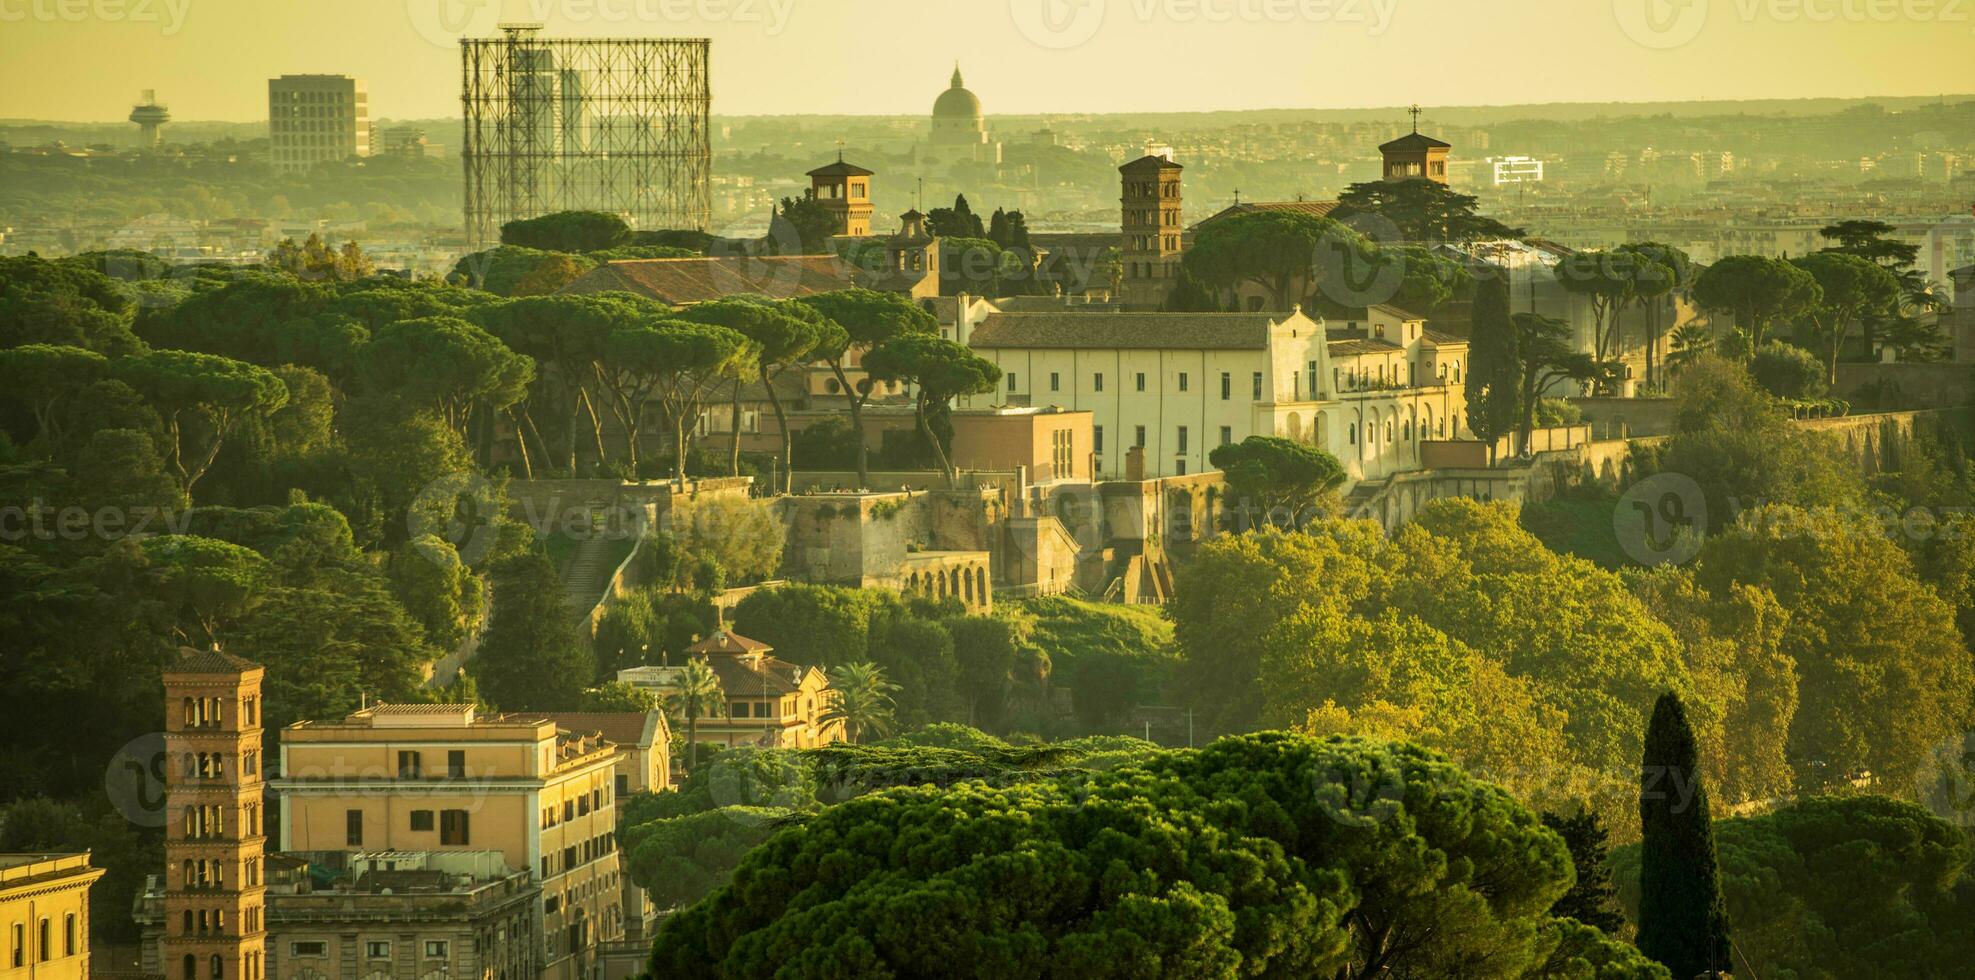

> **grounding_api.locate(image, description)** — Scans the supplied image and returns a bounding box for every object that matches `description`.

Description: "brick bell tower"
[1118,153,1183,310]
[162,649,267,980]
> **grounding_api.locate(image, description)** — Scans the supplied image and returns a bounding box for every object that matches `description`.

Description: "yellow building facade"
[0,854,102,980]
[272,704,622,980]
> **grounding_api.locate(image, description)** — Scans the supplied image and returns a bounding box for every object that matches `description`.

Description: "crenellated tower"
[162,649,266,980]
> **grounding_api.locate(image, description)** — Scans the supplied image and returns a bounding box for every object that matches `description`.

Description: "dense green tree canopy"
[650,733,1664,980]
[500,210,633,253]
[1691,255,1821,350]
[1206,434,1346,525]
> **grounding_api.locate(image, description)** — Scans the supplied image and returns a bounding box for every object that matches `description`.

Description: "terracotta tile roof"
[170,647,261,675]
[702,653,809,696]
[688,629,774,655]
[1119,154,1182,173]
[539,711,665,748]
[1327,336,1403,356]
[558,256,862,306]
[1192,200,1341,230]
[806,160,875,178]
[989,295,1120,314]
[969,312,1283,350]
[1422,329,1468,346]
[1379,131,1452,151]
[1369,303,1424,321]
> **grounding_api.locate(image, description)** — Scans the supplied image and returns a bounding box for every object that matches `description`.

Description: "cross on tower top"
[835,137,845,162]
[1408,104,1422,133]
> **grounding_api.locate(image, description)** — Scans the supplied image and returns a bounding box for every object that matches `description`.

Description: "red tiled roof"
[169,647,261,675]
[539,711,664,748]
[1191,200,1341,231]
[688,630,773,655]
[558,256,862,306]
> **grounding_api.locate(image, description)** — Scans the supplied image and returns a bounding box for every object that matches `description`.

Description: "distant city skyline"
[3,0,1974,122]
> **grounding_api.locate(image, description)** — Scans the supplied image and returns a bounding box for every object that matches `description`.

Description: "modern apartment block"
[267,75,369,174]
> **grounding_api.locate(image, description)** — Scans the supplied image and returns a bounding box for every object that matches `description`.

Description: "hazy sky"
[3,0,1972,121]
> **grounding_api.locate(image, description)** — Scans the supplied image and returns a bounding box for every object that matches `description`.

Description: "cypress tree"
[1464,272,1519,461]
[1637,691,1733,979]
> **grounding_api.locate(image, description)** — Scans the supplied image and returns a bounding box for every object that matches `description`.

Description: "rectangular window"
[1220,426,1232,447]
[1176,459,1188,475]
[290,942,325,958]
[577,795,590,816]
[423,941,448,959]
[396,750,421,778]
[440,809,470,846]
[1093,426,1104,453]
[563,846,577,871]
[345,809,362,846]
[1135,372,1146,392]
[1093,373,1104,392]
[63,915,74,957]
[37,920,48,962]
[365,941,390,960]
[615,773,629,797]
[447,750,465,778]
[1006,373,1018,392]
[1134,425,1146,449]
[1253,372,1264,400]
[1306,361,1317,397]
[563,800,575,821]
[10,922,21,968]
[409,810,434,832]
[1049,372,1060,392]
[1177,426,1189,453]
[1220,372,1231,400]
[1177,373,1189,392]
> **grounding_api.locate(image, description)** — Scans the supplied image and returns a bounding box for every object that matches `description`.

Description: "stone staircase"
[560,534,622,619]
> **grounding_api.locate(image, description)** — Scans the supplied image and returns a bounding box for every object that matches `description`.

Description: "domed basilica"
[919,65,1002,167]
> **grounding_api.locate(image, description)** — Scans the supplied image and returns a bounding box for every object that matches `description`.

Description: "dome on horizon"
[933,66,982,120]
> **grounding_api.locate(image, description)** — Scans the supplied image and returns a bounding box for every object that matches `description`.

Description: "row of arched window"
[178,905,257,937]
[182,949,259,980]
[906,565,989,606]
[181,696,257,729]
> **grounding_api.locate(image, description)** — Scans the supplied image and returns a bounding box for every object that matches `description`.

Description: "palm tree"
[1666,323,1718,376]
[665,658,725,772]
[823,662,899,744]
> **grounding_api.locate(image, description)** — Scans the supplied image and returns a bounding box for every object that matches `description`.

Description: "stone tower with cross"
[1379,105,1452,184]
[161,649,267,980]
[805,150,875,238]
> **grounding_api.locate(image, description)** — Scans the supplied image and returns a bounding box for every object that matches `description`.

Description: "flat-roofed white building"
[963,306,1469,482]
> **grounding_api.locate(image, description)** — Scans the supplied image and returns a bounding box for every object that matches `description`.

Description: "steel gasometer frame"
[461,25,711,247]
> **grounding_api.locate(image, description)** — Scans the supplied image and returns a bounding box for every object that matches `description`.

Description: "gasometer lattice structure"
[461,26,711,247]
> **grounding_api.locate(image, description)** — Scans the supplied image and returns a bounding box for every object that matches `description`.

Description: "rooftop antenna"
[1408,103,1422,133]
